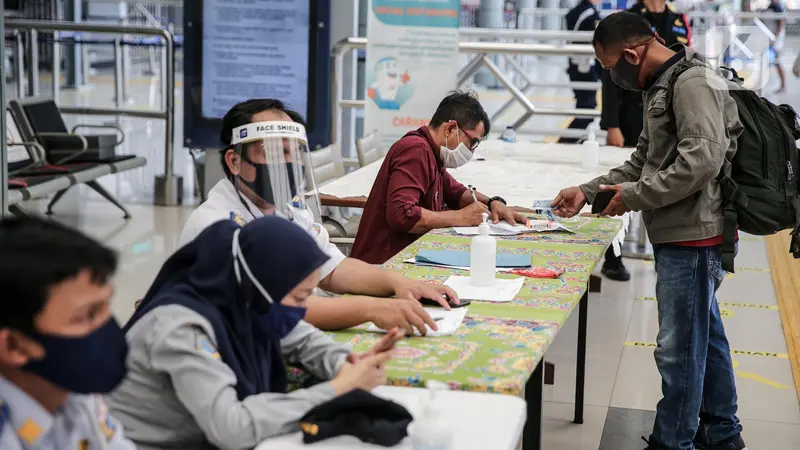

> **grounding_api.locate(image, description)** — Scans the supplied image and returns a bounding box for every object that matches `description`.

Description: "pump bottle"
[470,213,496,287]
[411,381,453,450]
[582,121,600,171]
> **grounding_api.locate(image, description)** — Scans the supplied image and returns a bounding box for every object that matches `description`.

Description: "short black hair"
[0,217,118,331]
[218,98,306,178]
[592,11,655,51]
[429,90,491,137]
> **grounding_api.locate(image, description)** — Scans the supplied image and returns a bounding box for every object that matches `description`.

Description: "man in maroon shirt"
[351,91,527,264]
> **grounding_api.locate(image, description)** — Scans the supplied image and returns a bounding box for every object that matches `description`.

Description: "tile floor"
[8,52,800,449]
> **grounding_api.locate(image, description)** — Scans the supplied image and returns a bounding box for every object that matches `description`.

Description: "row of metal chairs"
[307,129,386,250]
[5,96,146,218]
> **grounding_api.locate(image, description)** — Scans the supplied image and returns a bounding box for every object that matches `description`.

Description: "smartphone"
[592,191,615,214]
[419,295,471,308]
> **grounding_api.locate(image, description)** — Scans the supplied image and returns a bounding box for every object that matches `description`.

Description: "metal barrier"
[4,19,182,206]
[330,36,599,146]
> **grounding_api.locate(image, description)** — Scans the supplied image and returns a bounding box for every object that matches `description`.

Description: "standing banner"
[365,0,461,148]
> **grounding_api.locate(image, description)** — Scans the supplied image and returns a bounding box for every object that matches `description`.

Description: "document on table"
[443,275,525,303]
[453,220,574,235]
[414,250,531,269]
[367,307,469,337]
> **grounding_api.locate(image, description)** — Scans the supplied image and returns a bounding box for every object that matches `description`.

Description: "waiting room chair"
[9,97,146,218]
[304,144,360,250]
[355,129,385,167]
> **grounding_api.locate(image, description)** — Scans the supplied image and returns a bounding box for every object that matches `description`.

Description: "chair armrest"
[35,132,89,165]
[70,123,125,147]
[7,142,44,176]
[322,216,347,238]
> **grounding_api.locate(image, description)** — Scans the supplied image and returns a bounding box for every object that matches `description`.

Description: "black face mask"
[609,39,654,92]
[240,159,298,206]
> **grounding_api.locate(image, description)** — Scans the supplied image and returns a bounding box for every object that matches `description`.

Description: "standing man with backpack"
[552,12,747,450]
[595,0,692,283]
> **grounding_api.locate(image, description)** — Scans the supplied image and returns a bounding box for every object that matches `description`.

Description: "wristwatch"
[488,196,507,212]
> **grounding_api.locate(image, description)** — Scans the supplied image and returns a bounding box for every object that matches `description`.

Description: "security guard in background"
[595,0,691,282]
[0,217,135,450]
[559,0,603,144]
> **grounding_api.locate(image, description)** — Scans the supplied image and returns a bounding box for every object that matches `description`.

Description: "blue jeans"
[650,245,742,450]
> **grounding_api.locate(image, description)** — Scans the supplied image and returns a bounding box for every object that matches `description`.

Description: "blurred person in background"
[764,0,787,93]
[559,0,604,144]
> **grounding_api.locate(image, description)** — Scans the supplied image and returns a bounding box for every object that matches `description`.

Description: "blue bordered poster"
[365,0,461,148]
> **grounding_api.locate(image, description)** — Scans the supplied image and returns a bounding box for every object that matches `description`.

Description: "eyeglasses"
[457,124,482,151]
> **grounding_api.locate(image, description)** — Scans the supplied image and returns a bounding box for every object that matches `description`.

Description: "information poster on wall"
[365,0,460,148]
[201,0,309,120]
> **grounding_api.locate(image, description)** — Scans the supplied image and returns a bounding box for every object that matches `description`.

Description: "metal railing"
[331,36,599,146]
[4,19,181,206]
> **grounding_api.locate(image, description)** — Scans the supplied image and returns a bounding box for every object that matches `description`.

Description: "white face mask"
[439,128,474,169]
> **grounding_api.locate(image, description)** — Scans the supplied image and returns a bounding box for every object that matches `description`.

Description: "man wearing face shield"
[179,99,457,336]
[553,12,744,450]
[351,90,529,265]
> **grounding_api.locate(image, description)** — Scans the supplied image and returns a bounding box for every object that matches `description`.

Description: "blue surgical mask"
[232,229,306,339]
[23,318,129,394]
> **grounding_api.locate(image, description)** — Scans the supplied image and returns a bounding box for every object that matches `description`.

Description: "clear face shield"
[230,121,320,220]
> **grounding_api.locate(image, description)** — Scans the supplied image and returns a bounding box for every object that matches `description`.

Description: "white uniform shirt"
[0,375,135,450]
[178,179,346,280]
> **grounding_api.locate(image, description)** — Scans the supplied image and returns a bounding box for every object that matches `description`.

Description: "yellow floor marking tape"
[732,358,789,389]
[765,231,800,404]
[636,296,779,311]
[543,116,574,143]
[624,341,788,359]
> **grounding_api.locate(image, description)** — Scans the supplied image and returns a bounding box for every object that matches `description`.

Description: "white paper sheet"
[403,258,513,273]
[367,306,469,337]
[443,275,525,303]
[452,220,573,236]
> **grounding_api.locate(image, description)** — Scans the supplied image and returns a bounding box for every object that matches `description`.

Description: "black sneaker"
[694,434,747,450]
[602,263,631,281]
[641,436,667,450]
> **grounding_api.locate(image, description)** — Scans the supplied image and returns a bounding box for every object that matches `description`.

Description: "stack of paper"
[443,275,525,303]
[453,220,573,235]
[367,306,469,337]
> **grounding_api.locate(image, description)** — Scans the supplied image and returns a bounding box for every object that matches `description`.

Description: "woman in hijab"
[109,216,399,450]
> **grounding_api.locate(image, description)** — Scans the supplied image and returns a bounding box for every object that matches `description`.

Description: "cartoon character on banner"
[367,57,412,110]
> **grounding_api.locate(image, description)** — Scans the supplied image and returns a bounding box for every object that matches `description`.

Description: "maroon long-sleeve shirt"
[350,127,468,264]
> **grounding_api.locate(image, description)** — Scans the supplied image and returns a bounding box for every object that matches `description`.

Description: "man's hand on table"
[490,201,529,226]
[392,277,460,309]
[455,201,489,226]
[551,186,587,218]
[366,296,439,336]
[597,184,630,217]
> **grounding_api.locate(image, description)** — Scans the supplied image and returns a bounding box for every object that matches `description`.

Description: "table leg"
[573,291,588,424]
[522,361,544,450]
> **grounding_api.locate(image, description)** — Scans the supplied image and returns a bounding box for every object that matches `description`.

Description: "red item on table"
[510,267,564,279]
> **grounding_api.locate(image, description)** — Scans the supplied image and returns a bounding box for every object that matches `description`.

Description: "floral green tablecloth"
[321,216,622,396]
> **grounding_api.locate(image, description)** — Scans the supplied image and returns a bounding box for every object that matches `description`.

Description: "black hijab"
[125,216,330,399]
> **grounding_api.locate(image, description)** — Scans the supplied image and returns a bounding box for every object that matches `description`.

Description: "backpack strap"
[791,196,800,259]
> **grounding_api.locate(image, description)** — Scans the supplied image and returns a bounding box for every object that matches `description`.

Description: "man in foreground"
[0,217,135,449]
[552,12,745,450]
[351,90,527,264]
[180,99,455,336]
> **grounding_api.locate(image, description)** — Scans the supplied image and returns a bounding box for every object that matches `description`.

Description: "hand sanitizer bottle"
[411,381,453,450]
[582,121,600,171]
[470,213,496,287]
